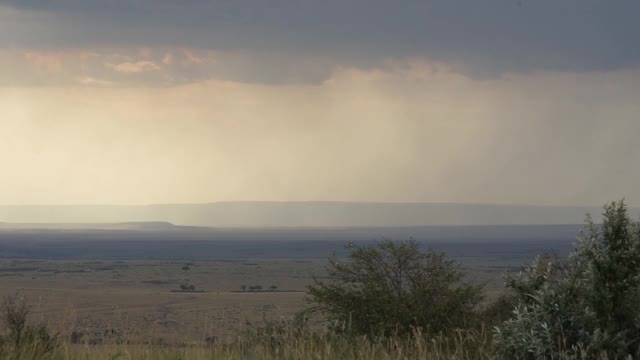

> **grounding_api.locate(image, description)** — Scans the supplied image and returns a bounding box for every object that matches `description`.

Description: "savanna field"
[3,1,640,358]
[0,226,556,359]
[2,202,640,359]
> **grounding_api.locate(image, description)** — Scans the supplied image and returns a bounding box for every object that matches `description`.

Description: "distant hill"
[0,202,634,227]
[0,221,179,231]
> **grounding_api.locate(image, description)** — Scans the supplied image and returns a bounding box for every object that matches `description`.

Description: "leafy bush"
[0,295,59,359]
[481,292,518,327]
[493,200,640,359]
[307,239,484,337]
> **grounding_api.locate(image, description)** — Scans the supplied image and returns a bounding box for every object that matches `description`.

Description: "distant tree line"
[240,285,278,292]
[179,284,196,292]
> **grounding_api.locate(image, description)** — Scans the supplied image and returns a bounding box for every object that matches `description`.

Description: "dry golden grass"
[0,258,506,359]
[0,259,316,342]
[37,326,493,360]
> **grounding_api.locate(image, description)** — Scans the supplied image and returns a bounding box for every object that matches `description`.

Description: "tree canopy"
[307,240,484,337]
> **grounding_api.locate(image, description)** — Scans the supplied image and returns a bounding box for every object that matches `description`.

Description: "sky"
[1,0,639,206]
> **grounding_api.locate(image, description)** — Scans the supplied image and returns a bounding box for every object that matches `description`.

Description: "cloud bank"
[1,1,640,84]
[1,1,639,206]
[1,62,639,205]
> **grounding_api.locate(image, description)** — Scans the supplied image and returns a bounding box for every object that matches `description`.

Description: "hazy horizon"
[1,202,637,227]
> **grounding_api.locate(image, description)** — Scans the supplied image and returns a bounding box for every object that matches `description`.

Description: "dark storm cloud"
[2,0,640,82]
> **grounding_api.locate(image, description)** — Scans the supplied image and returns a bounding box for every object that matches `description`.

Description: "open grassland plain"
[0,257,520,344]
[0,260,317,342]
[0,225,577,357]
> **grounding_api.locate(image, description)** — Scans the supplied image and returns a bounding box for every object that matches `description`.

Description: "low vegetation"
[3,200,640,359]
[240,284,281,292]
[493,200,640,359]
[0,295,59,359]
[306,239,484,337]
[178,283,197,292]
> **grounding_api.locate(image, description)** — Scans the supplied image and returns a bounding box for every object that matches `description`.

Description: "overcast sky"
[1,1,639,206]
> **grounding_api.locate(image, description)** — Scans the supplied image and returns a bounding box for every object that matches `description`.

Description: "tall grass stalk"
[50,325,492,360]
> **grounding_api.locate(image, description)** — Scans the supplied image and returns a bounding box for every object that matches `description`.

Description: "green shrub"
[481,292,518,327]
[307,239,484,338]
[0,294,59,359]
[493,200,640,359]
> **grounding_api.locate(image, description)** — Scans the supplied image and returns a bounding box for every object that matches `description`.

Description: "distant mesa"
[116,221,177,230]
[0,202,638,228]
[0,221,177,231]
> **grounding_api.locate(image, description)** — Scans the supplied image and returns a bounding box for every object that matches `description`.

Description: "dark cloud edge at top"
[2,0,640,83]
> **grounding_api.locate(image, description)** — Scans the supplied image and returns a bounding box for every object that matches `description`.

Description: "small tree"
[307,239,484,337]
[494,200,640,359]
[2,295,28,349]
[0,295,58,358]
[269,285,278,291]
[241,285,247,292]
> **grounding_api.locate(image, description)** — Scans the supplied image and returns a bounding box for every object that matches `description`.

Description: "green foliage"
[0,294,59,359]
[306,239,484,337]
[493,200,640,359]
[481,292,518,327]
